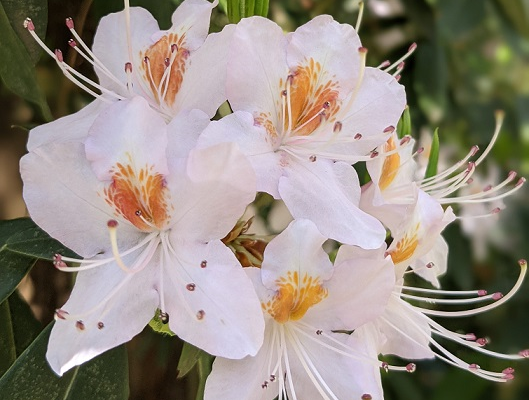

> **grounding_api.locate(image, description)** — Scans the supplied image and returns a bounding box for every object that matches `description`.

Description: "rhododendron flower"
[20,97,264,375]
[24,0,231,150]
[199,15,406,248]
[337,246,529,383]
[205,219,395,399]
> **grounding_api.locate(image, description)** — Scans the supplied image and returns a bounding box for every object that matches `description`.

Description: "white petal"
[198,111,282,198]
[279,158,386,247]
[47,251,159,375]
[172,25,234,118]
[204,320,278,400]
[85,96,169,181]
[168,0,217,51]
[21,142,141,257]
[287,15,362,97]
[261,219,333,290]
[167,141,257,241]
[27,100,106,151]
[166,108,211,158]
[162,240,264,358]
[227,17,288,129]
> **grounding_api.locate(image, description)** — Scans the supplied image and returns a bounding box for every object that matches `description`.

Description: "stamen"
[97,321,105,329]
[355,1,365,32]
[383,43,417,73]
[414,259,527,318]
[107,220,134,273]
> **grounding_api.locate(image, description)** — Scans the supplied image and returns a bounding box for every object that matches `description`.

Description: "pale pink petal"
[260,219,333,290]
[27,100,106,151]
[325,67,406,160]
[47,252,159,375]
[85,96,168,181]
[92,7,159,96]
[204,319,278,400]
[166,108,211,158]
[227,17,288,128]
[167,141,256,242]
[378,296,435,359]
[412,230,450,288]
[287,15,361,97]
[168,0,218,51]
[279,158,386,247]
[162,240,264,358]
[304,247,394,329]
[198,111,283,199]
[285,327,383,400]
[172,25,234,118]
[20,142,141,258]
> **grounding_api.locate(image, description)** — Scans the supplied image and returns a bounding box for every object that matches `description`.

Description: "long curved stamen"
[280,326,298,400]
[159,44,179,101]
[428,162,477,199]
[397,285,489,297]
[66,19,127,90]
[340,47,368,122]
[413,259,527,318]
[419,145,479,187]
[286,327,337,400]
[107,220,136,272]
[285,75,294,138]
[124,0,133,67]
[355,1,365,32]
[398,291,502,305]
[383,43,417,74]
[438,177,525,205]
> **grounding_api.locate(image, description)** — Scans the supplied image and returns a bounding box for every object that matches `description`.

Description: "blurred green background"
[0,0,528,399]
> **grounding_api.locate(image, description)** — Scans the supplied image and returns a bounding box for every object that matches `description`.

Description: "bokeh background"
[0,0,528,399]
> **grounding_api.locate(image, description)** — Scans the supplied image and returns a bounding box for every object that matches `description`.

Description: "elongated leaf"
[195,352,214,400]
[5,224,79,261]
[8,290,42,356]
[177,342,204,378]
[225,0,268,22]
[1,0,47,63]
[0,323,129,400]
[0,219,38,304]
[396,105,411,139]
[0,2,51,119]
[424,128,440,179]
[0,300,17,377]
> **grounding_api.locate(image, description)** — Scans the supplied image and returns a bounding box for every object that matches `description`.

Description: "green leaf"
[0,1,51,119]
[396,105,411,139]
[8,290,42,356]
[1,0,48,64]
[0,300,17,377]
[195,351,214,400]
[424,128,440,179]
[148,309,176,336]
[225,0,268,23]
[495,0,529,38]
[0,219,39,305]
[0,323,129,400]
[177,342,204,378]
[5,224,79,261]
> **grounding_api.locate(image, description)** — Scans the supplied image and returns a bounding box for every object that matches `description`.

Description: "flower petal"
[279,158,386,247]
[85,96,169,181]
[27,100,106,151]
[227,17,288,129]
[198,111,283,198]
[162,240,264,358]
[172,25,234,118]
[167,141,257,241]
[20,142,141,257]
[287,15,362,98]
[47,252,159,375]
[261,219,333,290]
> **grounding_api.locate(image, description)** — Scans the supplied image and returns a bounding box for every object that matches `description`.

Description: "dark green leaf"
[424,128,440,179]
[0,323,129,400]
[1,0,48,63]
[177,342,204,378]
[195,351,214,400]
[5,224,79,261]
[495,0,529,38]
[0,2,51,119]
[8,290,42,356]
[0,252,35,305]
[225,0,268,22]
[0,300,17,377]
[397,105,411,139]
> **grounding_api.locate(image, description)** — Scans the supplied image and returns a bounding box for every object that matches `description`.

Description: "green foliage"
[0,0,51,119]
[424,128,440,179]
[225,0,268,23]
[397,106,412,139]
[177,342,206,378]
[0,324,129,400]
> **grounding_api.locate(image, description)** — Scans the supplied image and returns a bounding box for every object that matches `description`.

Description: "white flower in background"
[199,15,406,248]
[205,219,396,400]
[20,97,264,375]
[24,0,232,150]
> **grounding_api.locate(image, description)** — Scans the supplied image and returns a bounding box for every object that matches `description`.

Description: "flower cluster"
[21,1,526,398]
